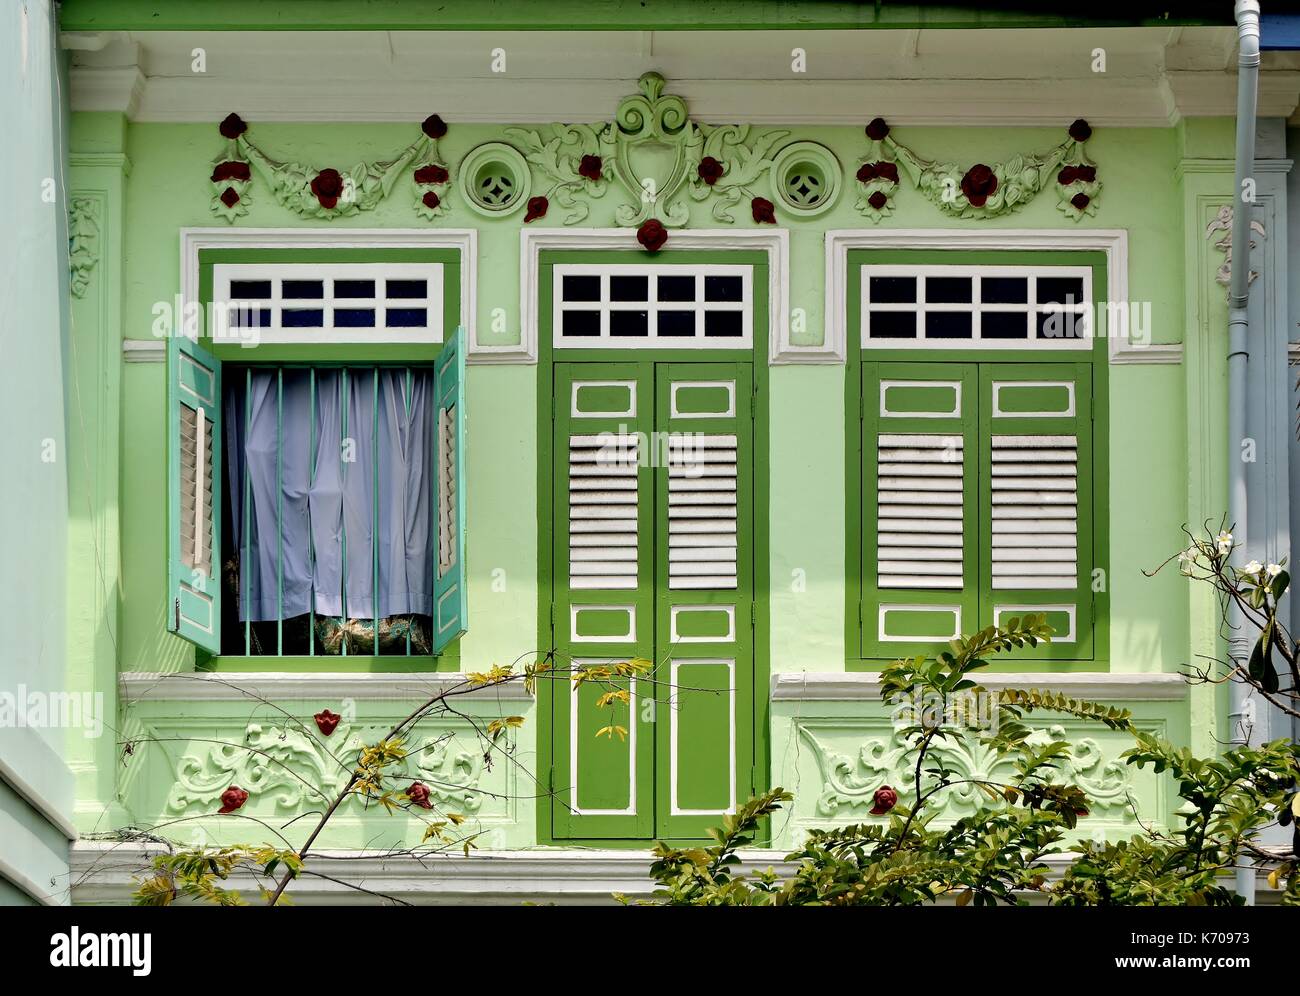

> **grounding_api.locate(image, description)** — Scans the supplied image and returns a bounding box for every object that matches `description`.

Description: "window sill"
[196,654,457,674]
[772,671,1187,702]
[118,670,533,703]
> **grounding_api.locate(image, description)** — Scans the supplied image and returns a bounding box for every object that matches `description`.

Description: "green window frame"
[165,248,468,672]
[845,250,1110,671]
[533,248,772,845]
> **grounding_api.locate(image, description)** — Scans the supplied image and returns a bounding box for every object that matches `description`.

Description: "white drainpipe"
[1228,0,1261,904]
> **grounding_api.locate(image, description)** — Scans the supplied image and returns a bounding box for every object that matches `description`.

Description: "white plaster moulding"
[825,228,1183,366]
[118,671,534,703]
[122,339,164,362]
[770,670,1189,702]
[177,227,478,358]
[65,841,1286,906]
[514,227,807,365]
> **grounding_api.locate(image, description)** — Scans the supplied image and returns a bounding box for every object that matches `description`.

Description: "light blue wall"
[0,0,75,904]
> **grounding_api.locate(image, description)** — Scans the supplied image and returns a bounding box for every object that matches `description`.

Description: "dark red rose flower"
[960,164,998,207]
[868,191,888,211]
[218,113,247,140]
[406,782,433,809]
[1070,192,1091,210]
[211,161,251,183]
[870,785,898,816]
[219,187,240,208]
[218,786,249,814]
[875,161,899,183]
[1068,118,1092,143]
[414,164,449,185]
[751,196,776,224]
[1058,165,1078,185]
[422,114,448,140]
[1074,165,1096,183]
[578,155,602,182]
[310,168,346,209]
[697,156,725,185]
[857,162,877,183]
[314,709,341,736]
[865,117,890,141]
[422,191,441,210]
[524,195,548,223]
[637,219,668,252]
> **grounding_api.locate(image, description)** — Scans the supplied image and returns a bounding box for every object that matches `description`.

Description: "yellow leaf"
[956,889,973,906]
[1268,868,1281,890]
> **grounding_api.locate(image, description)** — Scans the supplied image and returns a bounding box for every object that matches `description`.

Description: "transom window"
[861,264,1092,349]
[554,264,753,348]
[213,262,444,344]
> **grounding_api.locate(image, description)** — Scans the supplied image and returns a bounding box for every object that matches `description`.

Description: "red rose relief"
[314,709,341,736]
[1068,118,1092,143]
[423,191,441,210]
[870,785,898,816]
[960,164,998,207]
[310,168,346,210]
[751,196,776,224]
[868,191,888,211]
[865,117,890,141]
[406,782,433,810]
[211,161,251,183]
[421,114,448,140]
[697,156,724,185]
[218,113,247,140]
[219,188,240,208]
[414,164,449,185]
[578,155,602,182]
[524,195,549,223]
[637,219,668,252]
[218,786,249,814]
[1071,193,1091,210]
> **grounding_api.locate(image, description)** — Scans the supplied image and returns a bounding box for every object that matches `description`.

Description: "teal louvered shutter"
[432,327,468,654]
[168,334,222,654]
[977,363,1094,660]
[861,362,978,658]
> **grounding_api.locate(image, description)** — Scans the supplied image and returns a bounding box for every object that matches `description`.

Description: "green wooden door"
[552,360,754,840]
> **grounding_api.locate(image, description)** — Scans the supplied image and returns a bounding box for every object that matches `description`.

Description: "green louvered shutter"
[552,362,655,839]
[978,363,1094,660]
[168,334,222,654]
[432,327,468,654]
[861,362,978,658]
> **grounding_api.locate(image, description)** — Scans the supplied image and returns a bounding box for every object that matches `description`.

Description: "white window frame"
[212,261,444,344]
[174,228,475,355]
[553,262,753,349]
[860,263,1094,350]
[825,228,1181,365]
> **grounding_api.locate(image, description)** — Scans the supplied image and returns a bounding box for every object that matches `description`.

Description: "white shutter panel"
[569,433,640,589]
[668,433,738,589]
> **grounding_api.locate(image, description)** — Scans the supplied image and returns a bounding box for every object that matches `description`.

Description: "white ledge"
[770,671,1189,702]
[68,841,795,906]
[118,671,534,703]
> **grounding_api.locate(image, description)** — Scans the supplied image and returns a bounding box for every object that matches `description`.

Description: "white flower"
[1243,560,1263,575]
[1267,563,1283,578]
[1216,531,1233,556]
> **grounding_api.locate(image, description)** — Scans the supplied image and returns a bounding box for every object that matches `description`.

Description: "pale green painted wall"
[0,0,73,903]
[83,109,1234,848]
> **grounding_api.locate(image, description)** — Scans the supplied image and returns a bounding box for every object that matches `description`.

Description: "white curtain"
[225,368,435,622]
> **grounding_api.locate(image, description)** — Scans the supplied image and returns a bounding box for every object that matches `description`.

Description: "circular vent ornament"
[458,142,532,217]
[769,141,842,218]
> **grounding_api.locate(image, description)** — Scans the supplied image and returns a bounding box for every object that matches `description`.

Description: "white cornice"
[178,227,476,356]
[65,840,1284,905]
[825,228,1182,366]
[515,227,802,365]
[770,670,1190,702]
[118,671,534,703]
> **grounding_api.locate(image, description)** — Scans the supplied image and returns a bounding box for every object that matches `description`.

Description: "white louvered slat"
[991,434,1079,590]
[877,433,963,590]
[669,432,738,589]
[569,434,639,590]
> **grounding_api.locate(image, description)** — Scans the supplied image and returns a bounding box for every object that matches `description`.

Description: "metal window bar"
[231,363,434,657]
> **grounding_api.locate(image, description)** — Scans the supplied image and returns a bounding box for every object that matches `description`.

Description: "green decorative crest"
[504,72,789,227]
[68,195,101,298]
